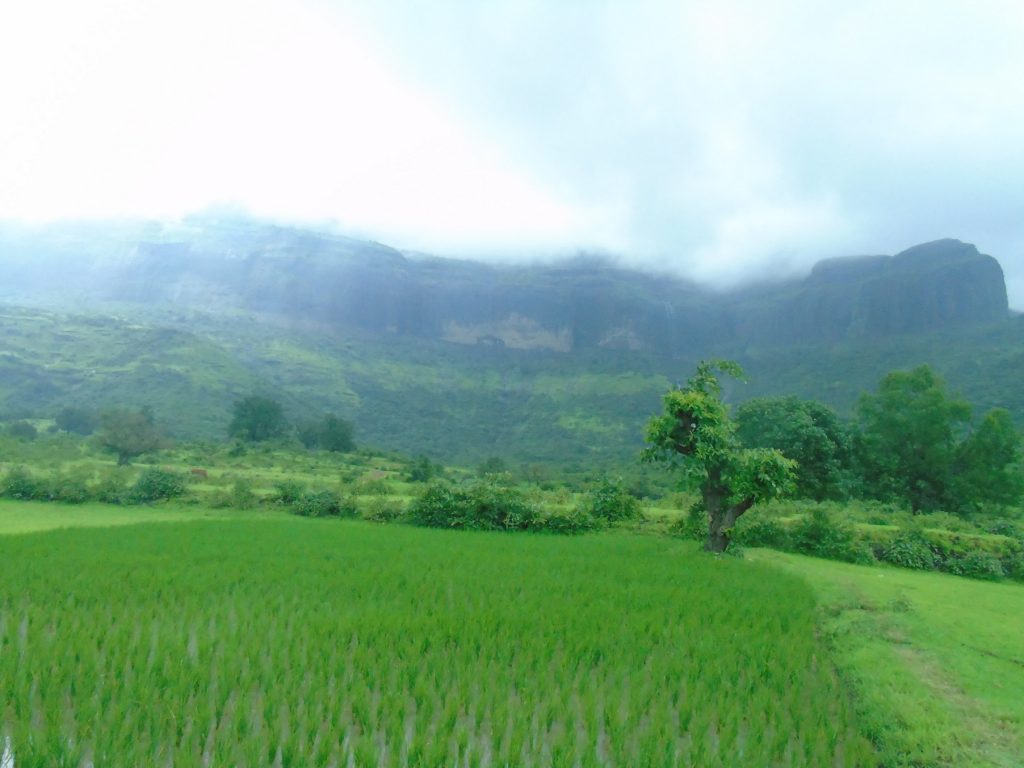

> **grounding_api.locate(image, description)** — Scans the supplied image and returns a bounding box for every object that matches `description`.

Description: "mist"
[2,0,1023,303]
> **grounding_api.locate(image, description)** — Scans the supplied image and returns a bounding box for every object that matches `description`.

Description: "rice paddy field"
[0,518,873,767]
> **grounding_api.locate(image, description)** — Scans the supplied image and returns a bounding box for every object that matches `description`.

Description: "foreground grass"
[0,518,871,767]
[755,549,1024,767]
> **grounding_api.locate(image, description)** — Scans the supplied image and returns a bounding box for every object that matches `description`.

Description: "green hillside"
[2,302,1024,466]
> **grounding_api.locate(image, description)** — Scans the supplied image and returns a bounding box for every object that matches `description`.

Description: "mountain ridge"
[0,218,1008,353]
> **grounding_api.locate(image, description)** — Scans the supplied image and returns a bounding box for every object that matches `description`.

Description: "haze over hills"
[0,215,1009,348]
[0,216,1017,464]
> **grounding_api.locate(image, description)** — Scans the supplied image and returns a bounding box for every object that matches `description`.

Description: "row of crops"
[0,520,874,766]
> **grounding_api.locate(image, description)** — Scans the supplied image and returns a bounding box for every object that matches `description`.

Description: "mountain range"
[0,216,1017,464]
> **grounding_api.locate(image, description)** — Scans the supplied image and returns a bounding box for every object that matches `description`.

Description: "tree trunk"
[702,468,754,553]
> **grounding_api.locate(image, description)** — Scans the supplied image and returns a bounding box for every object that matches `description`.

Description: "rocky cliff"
[0,218,1009,353]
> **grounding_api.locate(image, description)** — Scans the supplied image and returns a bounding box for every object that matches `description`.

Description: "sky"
[2,0,1024,301]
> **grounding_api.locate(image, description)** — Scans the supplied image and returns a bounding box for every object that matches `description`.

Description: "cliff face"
[0,218,1010,353]
[737,240,1008,345]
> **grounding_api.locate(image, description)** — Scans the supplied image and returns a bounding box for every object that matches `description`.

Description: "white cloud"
[0,0,608,249]
[2,0,1024,302]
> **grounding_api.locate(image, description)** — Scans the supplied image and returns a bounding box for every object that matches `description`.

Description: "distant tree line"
[11,396,355,466]
[732,365,1022,515]
[228,395,354,452]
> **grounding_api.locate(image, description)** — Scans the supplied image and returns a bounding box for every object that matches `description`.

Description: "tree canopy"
[97,408,164,465]
[855,364,1023,513]
[736,396,850,501]
[856,365,970,512]
[643,360,795,552]
[297,413,355,453]
[952,407,1023,512]
[229,396,288,443]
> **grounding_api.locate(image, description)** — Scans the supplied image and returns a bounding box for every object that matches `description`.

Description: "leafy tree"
[736,396,851,500]
[856,365,970,513]
[643,361,795,552]
[228,396,287,442]
[297,413,354,452]
[55,406,99,436]
[97,408,165,466]
[952,408,1023,512]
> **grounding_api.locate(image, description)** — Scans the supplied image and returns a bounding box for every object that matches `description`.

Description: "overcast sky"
[2,0,1024,302]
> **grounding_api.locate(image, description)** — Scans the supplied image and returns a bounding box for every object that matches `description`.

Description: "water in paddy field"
[0,737,12,768]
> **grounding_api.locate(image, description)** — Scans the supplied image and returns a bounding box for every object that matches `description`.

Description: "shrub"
[581,477,642,522]
[982,518,1022,540]
[1003,551,1024,581]
[292,490,340,517]
[272,479,306,506]
[221,478,258,510]
[790,508,875,565]
[92,471,129,504]
[1,467,43,500]
[536,506,600,534]
[408,481,539,531]
[360,497,406,523]
[45,473,91,504]
[946,550,1005,581]
[292,490,357,518]
[127,468,187,504]
[670,501,709,542]
[734,516,790,549]
[880,532,936,570]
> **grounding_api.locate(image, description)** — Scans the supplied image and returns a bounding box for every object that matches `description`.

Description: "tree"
[55,406,99,436]
[952,408,1023,512]
[643,361,795,552]
[297,414,355,452]
[736,396,851,500]
[856,365,970,512]
[228,396,287,442]
[97,408,164,465]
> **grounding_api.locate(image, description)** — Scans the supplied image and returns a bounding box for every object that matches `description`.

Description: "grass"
[755,549,1024,767]
[2,493,1023,766]
[0,516,872,767]
[0,499,244,535]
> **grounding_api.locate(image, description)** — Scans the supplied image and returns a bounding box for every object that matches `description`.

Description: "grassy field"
[2,502,1022,766]
[0,516,871,767]
[0,499,245,535]
[757,550,1024,767]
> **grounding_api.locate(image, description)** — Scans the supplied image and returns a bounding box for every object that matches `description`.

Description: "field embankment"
[758,549,1024,767]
